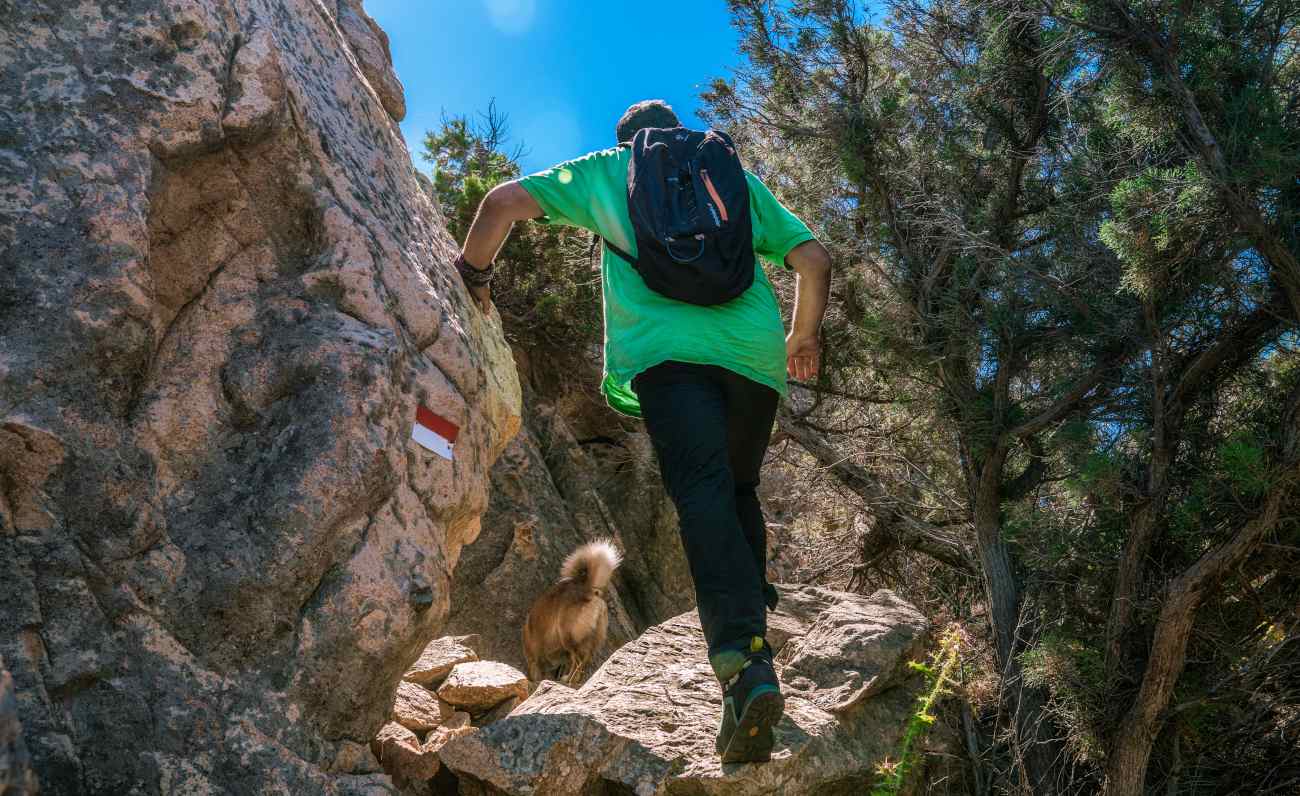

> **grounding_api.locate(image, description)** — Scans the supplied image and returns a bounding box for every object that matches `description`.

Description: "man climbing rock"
[452,99,831,763]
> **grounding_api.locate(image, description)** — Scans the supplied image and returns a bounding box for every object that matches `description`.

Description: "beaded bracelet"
[455,253,494,288]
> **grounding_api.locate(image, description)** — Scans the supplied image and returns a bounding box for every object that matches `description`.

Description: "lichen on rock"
[0,1,519,793]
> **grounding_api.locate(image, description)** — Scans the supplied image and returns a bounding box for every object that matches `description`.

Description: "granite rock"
[404,634,481,687]
[393,682,453,733]
[440,586,931,796]
[437,662,531,713]
[0,2,519,792]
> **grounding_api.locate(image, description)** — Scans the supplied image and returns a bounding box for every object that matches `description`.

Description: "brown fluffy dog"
[522,539,622,685]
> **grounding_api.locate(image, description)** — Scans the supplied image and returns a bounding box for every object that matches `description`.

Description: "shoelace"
[723,652,772,690]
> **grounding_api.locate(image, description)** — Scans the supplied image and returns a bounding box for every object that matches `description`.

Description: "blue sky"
[364,0,741,174]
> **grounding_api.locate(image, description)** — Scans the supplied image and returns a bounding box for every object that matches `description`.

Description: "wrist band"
[455,254,494,288]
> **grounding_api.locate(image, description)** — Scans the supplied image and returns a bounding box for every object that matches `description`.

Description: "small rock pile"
[372,635,530,787]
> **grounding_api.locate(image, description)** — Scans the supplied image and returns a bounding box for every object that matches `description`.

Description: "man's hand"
[786,330,821,381]
[784,240,831,381]
[458,181,543,314]
[469,283,492,314]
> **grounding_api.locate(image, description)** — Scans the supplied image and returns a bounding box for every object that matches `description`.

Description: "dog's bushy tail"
[560,538,622,591]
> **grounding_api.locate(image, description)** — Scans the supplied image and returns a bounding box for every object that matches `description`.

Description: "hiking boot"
[715,639,784,763]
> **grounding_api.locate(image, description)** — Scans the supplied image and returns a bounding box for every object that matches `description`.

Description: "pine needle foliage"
[706,0,1300,792]
[421,101,602,349]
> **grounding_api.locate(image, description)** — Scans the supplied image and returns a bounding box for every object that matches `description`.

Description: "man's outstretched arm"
[784,240,832,381]
[458,181,544,311]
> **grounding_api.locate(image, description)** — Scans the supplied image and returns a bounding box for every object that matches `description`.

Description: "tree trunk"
[1102,486,1290,795]
[972,446,1066,794]
[780,411,1065,789]
[1103,441,1171,685]
[1103,381,1300,795]
[776,409,978,574]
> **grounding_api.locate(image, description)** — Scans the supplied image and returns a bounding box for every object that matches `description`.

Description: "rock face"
[336,0,407,122]
[0,2,519,793]
[443,346,695,674]
[439,586,931,796]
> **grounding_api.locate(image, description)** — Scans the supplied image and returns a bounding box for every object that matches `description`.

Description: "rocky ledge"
[438,585,931,796]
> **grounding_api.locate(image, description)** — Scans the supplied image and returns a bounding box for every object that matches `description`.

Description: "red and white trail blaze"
[411,404,459,460]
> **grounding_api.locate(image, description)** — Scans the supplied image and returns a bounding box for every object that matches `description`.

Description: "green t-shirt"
[518,145,816,417]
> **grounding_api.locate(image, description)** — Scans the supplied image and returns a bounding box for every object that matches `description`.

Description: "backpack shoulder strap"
[599,235,636,266]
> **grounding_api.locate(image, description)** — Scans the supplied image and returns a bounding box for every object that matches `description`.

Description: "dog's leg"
[567,649,592,686]
[565,623,599,687]
[523,620,540,684]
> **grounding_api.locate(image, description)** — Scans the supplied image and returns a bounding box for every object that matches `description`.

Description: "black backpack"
[601,127,755,306]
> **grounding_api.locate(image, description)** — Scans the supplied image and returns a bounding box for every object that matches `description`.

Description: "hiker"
[453,99,831,763]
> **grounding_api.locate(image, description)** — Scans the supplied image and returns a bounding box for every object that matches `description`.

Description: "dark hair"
[615,100,681,144]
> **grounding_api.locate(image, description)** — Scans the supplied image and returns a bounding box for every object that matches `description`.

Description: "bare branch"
[777,406,979,575]
[1007,362,1113,439]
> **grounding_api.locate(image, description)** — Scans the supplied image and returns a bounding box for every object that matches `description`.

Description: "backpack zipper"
[699,168,729,224]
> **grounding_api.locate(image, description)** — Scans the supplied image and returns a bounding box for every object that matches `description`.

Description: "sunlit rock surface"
[0,1,519,792]
[440,586,931,796]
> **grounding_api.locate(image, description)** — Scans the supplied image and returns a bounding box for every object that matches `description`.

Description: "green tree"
[706,0,1300,792]
[421,102,602,349]
[709,2,1135,789]
[1043,2,1300,792]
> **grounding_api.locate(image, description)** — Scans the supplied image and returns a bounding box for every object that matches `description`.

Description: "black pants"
[633,361,779,671]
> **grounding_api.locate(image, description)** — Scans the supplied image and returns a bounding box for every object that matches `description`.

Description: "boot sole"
[720,688,784,764]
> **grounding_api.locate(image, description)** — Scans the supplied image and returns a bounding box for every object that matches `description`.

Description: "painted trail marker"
[411,404,458,460]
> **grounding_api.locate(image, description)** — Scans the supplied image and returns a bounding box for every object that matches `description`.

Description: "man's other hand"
[470,283,492,314]
[786,331,821,381]
[783,240,830,382]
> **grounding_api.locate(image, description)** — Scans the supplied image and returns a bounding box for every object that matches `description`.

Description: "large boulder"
[372,721,440,784]
[404,634,481,687]
[0,1,520,793]
[393,681,454,733]
[439,586,931,796]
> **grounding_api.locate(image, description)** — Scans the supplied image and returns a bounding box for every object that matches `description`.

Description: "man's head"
[615,99,681,144]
